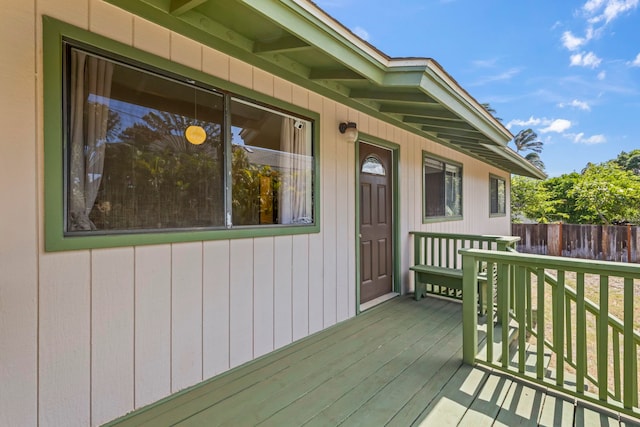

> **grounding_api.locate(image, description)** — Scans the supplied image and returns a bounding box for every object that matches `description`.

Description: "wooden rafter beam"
[379,104,459,120]
[253,36,310,54]
[421,126,484,140]
[170,0,208,15]
[349,89,437,104]
[309,68,367,80]
[437,133,481,144]
[404,116,474,130]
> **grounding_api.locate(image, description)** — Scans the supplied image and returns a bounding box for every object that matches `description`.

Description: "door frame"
[355,134,401,314]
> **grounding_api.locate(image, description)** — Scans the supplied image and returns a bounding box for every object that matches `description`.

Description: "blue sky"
[317,0,640,177]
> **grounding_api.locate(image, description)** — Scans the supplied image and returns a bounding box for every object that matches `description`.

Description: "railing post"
[462,250,479,365]
[496,239,507,324]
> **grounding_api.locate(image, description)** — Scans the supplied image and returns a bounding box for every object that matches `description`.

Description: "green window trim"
[422,151,463,223]
[43,16,320,251]
[489,174,507,217]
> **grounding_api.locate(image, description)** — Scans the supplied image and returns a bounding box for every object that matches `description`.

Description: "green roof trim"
[105,0,546,179]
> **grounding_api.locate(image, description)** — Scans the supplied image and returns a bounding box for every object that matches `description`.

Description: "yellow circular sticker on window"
[185,125,207,145]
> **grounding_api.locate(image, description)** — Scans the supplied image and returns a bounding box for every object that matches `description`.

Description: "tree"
[513,128,543,154]
[613,149,640,175]
[512,128,545,171]
[524,152,545,170]
[568,163,640,225]
[480,103,502,122]
[511,176,564,223]
[543,172,583,223]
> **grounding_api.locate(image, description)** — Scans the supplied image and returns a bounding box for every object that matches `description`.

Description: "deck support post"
[462,251,479,365]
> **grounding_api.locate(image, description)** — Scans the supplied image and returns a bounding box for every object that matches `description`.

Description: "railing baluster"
[487,261,495,363]
[566,296,573,367]
[527,269,533,336]
[598,275,609,401]
[576,272,586,395]
[430,236,435,266]
[555,270,565,387]
[613,330,621,400]
[453,239,458,269]
[623,276,635,409]
[537,267,545,380]
[462,252,479,365]
[446,237,450,268]
[500,261,510,369]
[516,265,526,373]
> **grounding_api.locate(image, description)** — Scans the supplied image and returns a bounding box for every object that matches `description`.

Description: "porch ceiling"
[106,0,546,179]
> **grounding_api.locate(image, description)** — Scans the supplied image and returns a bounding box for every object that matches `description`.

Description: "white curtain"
[68,51,114,230]
[279,118,312,224]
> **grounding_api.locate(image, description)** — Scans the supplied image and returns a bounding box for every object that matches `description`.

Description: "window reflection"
[362,156,386,176]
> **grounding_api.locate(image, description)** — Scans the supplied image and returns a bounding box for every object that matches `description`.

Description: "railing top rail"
[459,248,640,277]
[409,231,520,244]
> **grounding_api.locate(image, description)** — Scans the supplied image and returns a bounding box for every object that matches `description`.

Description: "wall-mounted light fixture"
[339,121,358,143]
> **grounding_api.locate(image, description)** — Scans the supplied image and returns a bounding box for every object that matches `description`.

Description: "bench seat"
[410,264,488,313]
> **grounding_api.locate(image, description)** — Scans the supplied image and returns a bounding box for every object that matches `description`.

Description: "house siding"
[0,1,511,426]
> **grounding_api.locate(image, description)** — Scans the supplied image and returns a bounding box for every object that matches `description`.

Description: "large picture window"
[63,44,314,235]
[490,175,506,216]
[423,154,462,220]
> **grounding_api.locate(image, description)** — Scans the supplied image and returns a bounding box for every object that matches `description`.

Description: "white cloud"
[586,0,639,24]
[597,70,607,80]
[562,31,588,51]
[505,116,542,129]
[469,67,522,86]
[583,0,606,13]
[507,117,573,134]
[540,119,572,133]
[471,58,498,68]
[559,99,591,111]
[572,132,607,144]
[629,53,640,66]
[352,26,370,41]
[570,51,602,68]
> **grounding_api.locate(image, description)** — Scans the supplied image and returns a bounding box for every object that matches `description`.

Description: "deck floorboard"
[105,296,631,427]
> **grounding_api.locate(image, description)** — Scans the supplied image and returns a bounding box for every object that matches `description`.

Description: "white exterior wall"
[0,1,511,426]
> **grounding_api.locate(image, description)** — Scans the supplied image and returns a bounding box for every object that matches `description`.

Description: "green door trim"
[355,133,401,314]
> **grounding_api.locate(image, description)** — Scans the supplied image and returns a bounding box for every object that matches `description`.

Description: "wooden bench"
[410,264,489,314]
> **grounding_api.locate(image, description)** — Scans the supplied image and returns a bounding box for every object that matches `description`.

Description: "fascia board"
[241,0,387,84]
[481,144,547,179]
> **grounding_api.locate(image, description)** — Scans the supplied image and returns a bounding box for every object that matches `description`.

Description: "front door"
[359,142,393,304]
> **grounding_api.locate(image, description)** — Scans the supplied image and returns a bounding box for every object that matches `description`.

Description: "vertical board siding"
[229,239,254,368]
[253,237,275,358]
[308,92,325,334]
[134,245,172,407]
[322,98,338,327]
[171,243,204,392]
[202,240,231,378]
[91,248,134,426]
[292,235,311,340]
[132,16,170,59]
[39,252,91,427]
[89,0,133,44]
[13,5,513,425]
[0,1,37,426]
[170,31,202,70]
[335,103,350,322]
[274,235,294,348]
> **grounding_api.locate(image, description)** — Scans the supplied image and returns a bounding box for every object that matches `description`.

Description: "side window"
[490,175,506,216]
[423,154,462,220]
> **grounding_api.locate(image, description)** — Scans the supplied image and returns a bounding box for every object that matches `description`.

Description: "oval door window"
[361,155,386,176]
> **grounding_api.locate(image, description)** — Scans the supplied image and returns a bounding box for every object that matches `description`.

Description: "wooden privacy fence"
[512,223,640,263]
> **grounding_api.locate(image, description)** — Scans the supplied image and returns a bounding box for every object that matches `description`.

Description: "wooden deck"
[106,296,635,426]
